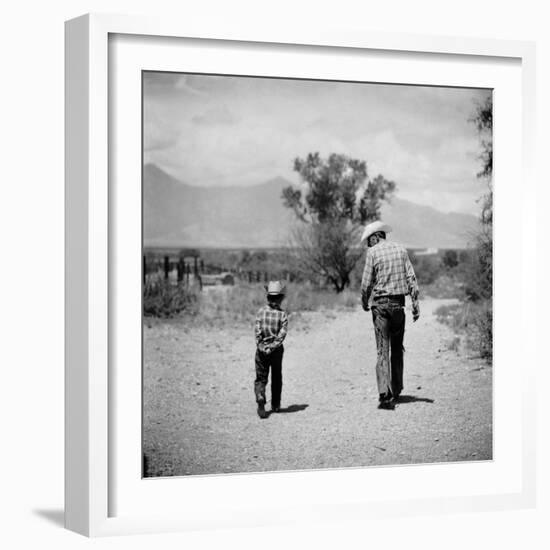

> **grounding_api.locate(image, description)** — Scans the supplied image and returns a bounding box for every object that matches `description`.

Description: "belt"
[372,294,405,306]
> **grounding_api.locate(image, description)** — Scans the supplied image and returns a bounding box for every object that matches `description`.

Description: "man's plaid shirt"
[361,240,419,307]
[255,303,288,352]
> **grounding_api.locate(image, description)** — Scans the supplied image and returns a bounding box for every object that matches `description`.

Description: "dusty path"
[143,298,492,477]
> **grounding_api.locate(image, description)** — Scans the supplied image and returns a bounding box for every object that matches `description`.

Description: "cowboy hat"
[264,280,286,295]
[360,221,392,243]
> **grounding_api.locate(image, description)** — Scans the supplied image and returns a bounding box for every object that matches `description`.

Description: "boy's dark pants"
[371,297,405,399]
[254,346,283,408]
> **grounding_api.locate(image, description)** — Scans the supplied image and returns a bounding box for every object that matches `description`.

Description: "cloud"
[174,75,208,96]
[143,73,491,214]
[192,105,239,126]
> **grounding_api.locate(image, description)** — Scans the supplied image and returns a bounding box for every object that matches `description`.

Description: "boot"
[257,401,268,419]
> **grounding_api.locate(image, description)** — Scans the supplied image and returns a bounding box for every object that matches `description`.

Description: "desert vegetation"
[144,245,476,322]
[433,97,493,362]
[281,152,395,292]
[144,102,493,361]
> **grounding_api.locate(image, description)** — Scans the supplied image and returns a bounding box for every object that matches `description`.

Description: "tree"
[290,220,362,292]
[471,96,493,226]
[282,152,396,292]
[465,95,493,362]
[464,96,493,304]
[282,152,395,225]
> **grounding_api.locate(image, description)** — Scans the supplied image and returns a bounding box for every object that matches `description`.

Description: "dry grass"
[422,274,465,300]
[193,283,359,327]
[435,300,492,361]
[143,280,199,318]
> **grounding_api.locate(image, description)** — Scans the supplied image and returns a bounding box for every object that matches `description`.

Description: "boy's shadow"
[396,394,434,404]
[272,404,309,414]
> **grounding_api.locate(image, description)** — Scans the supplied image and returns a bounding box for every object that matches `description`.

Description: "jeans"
[371,297,405,399]
[254,346,283,407]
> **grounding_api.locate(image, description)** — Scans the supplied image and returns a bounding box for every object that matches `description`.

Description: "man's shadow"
[272,404,309,414]
[396,394,434,404]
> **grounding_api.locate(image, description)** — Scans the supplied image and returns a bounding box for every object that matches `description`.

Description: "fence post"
[177,258,184,283]
[143,256,146,285]
[164,256,170,280]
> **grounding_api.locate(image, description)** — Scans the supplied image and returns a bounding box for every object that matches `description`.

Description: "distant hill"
[381,198,479,249]
[143,163,479,249]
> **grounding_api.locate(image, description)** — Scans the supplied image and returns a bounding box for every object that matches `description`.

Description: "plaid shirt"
[255,303,288,352]
[361,240,419,307]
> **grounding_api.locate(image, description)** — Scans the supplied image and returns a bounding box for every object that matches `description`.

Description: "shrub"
[467,300,492,361]
[462,229,492,302]
[442,249,459,269]
[435,299,492,362]
[195,283,359,326]
[143,280,198,318]
[410,254,442,285]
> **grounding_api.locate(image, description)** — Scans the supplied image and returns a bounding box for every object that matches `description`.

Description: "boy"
[254,281,289,419]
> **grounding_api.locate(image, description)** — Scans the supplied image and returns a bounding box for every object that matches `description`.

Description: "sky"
[143,72,491,216]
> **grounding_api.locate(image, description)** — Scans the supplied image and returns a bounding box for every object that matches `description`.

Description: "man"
[360,221,420,410]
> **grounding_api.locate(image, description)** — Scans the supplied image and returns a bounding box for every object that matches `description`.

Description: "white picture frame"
[65,13,537,537]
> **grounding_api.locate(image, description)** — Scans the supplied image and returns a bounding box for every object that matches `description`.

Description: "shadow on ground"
[274,404,309,414]
[33,509,64,527]
[397,395,434,404]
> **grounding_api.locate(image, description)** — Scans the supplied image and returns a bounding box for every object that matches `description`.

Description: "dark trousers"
[254,347,283,407]
[371,299,405,399]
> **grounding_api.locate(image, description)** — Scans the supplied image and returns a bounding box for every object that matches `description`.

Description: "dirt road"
[143,298,492,477]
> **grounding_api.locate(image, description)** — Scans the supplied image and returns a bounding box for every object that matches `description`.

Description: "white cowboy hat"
[264,280,286,295]
[360,221,392,243]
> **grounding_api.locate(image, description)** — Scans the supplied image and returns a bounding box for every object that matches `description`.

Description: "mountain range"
[143,163,479,249]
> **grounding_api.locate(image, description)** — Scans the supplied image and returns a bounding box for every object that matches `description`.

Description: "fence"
[143,255,203,288]
[143,253,294,290]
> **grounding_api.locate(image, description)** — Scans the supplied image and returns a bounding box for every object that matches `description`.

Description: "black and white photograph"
[141,72,493,478]
[4,0,548,545]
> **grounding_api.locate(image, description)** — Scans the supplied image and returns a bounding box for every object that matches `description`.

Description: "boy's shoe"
[271,406,280,413]
[257,402,268,419]
[377,400,395,410]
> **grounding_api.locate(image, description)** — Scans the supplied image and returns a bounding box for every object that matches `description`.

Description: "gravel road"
[143,298,492,477]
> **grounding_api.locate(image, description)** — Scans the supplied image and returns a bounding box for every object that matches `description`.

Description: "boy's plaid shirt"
[361,240,419,307]
[255,303,288,351]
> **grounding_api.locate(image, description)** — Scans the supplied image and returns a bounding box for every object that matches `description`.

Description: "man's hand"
[361,296,370,312]
[412,304,420,322]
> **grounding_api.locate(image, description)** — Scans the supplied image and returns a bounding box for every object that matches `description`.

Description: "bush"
[410,254,442,285]
[467,300,492,361]
[434,299,492,362]
[462,229,492,302]
[143,282,360,325]
[442,249,459,269]
[143,280,199,318]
